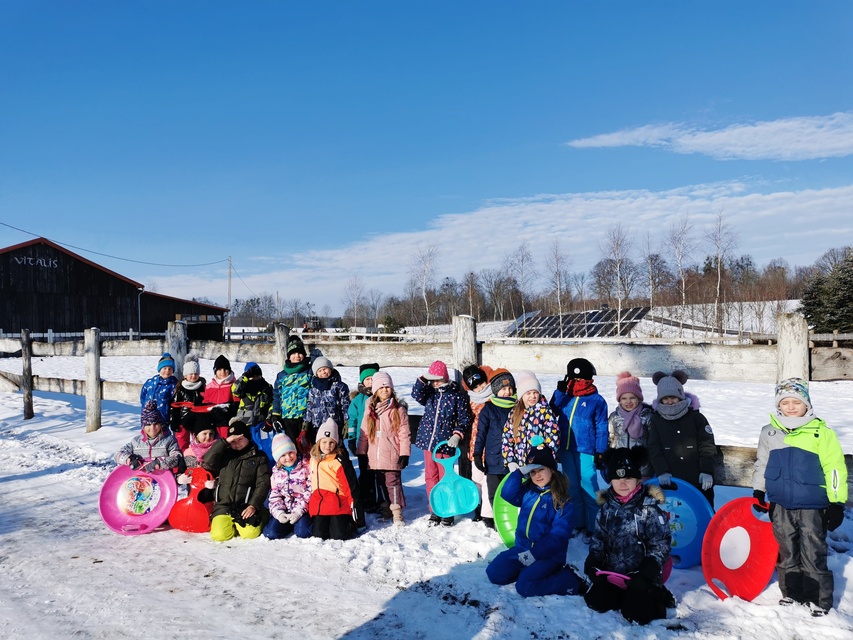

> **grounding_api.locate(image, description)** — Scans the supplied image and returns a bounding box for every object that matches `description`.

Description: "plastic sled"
[428,440,480,518]
[701,497,778,601]
[493,473,520,548]
[646,476,714,569]
[168,467,215,533]
[250,423,276,464]
[99,465,178,535]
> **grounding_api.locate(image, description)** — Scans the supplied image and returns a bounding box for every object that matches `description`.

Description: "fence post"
[776,312,810,382]
[167,321,188,378]
[21,329,34,420]
[274,324,291,371]
[453,315,478,375]
[85,328,102,432]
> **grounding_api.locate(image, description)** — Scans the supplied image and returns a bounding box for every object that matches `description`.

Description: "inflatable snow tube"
[646,476,714,569]
[493,473,520,548]
[99,465,178,535]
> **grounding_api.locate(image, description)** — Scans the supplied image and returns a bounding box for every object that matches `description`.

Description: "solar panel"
[508,307,651,338]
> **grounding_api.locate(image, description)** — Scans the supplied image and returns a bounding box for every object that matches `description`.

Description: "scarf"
[617,405,644,439]
[369,397,394,419]
[656,398,691,421]
[469,386,493,405]
[211,373,235,388]
[773,410,816,431]
[491,395,517,409]
[283,359,311,375]
[567,379,597,397]
[189,436,216,461]
[182,379,203,392]
[613,482,643,504]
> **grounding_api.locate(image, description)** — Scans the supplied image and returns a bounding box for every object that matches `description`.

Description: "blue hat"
[157,353,175,372]
[244,362,262,377]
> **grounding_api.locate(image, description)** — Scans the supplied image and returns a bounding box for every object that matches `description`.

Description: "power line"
[230,263,259,299]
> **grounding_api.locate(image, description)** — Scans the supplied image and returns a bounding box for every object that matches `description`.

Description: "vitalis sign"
[14,255,59,268]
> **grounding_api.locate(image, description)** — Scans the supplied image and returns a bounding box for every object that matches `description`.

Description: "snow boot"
[428,514,441,527]
[391,504,405,527]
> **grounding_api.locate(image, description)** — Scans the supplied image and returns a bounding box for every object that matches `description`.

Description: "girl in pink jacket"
[357,372,411,526]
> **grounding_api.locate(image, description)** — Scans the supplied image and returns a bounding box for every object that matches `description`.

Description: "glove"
[584,554,603,580]
[657,473,673,487]
[474,456,487,474]
[288,511,303,525]
[753,490,769,513]
[348,439,357,455]
[508,462,520,474]
[517,550,535,566]
[699,473,714,491]
[447,434,461,449]
[204,479,216,490]
[261,420,274,433]
[556,375,569,394]
[825,503,845,531]
[127,454,143,470]
[593,452,605,471]
[176,473,191,485]
[397,455,409,469]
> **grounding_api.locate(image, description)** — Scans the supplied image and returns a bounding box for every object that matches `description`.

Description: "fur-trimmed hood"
[596,482,665,505]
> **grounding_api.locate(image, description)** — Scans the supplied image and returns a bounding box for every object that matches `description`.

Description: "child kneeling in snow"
[486,438,584,598]
[583,447,673,625]
[114,400,182,472]
[308,418,359,540]
[263,433,313,540]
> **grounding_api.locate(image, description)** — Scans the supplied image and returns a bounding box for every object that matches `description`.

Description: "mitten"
[288,511,303,525]
[261,420,274,433]
[176,473,192,485]
[593,452,605,470]
[474,456,487,474]
[447,434,461,449]
[276,512,289,525]
[657,473,673,487]
[204,479,216,490]
[825,503,845,531]
[507,462,520,474]
[397,455,409,469]
[753,490,768,513]
[518,550,535,566]
[699,473,714,491]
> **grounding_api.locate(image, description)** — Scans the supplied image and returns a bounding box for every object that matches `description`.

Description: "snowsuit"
[501,397,560,469]
[753,414,847,611]
[607,403,654,477]
[473,397,515,510]
[140,373,178,424]
[550,386,609,531]
[584,483,672,625]
[308,450,359,540]
[356,398,411,510]
[305,369,350,439]
[263,456,312,540]
[202,374,238,439]
[486,469,581,598]
[115,430,182,471]
[270,360,313,445]
[411,378,473,514]
[170,377,206,451]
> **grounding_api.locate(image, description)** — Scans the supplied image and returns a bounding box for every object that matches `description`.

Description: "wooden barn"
[0,237,227,339]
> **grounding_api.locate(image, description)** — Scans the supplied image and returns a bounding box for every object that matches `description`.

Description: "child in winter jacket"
[752,378,847,616]
[348,362,387,515]
[308,418,360,540]
[473,369,517,529]
[647,370,716,506]
[502,371,560,473]
[462,364,494,527]
[139,353,178,425]
[584,447,673,625]
[304,356,350,445]
[356,372,411,526]
[170,353,206,451]
[232,362,273,427]
[550,358,609,534]
[411,360,474,526]
[176,412,218,502]
[269,337,313,449]
[115,400,182,472]
[205,420,271,542]
[486,441,584,598]
[203,354,238,439]
[263,433,313,540]
[607,372,654,478]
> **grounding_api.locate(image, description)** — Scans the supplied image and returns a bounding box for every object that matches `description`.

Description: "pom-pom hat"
[616,371,643,401]
[141,400,163,427]
[520,437,558,474]
[157,352,175,372]
[183,353,200,376]
[423,360,449,381]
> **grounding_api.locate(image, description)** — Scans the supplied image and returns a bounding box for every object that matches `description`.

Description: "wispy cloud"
[567,112,853,161]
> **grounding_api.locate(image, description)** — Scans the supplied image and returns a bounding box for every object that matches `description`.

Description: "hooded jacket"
[268,456,312,521]
[412,377,473,456]
[550,387,609,456]
[204,439,271,518]
[356,398,411,471]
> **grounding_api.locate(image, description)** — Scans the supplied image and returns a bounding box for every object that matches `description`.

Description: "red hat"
[423,360,449,381]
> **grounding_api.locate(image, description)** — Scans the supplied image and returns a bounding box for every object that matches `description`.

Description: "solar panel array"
[507,307,651,338]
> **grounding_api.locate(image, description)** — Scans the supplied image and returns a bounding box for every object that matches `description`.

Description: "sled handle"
[432,440,461,462]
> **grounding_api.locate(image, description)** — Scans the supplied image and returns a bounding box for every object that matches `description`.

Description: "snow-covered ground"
[0,356,851,639]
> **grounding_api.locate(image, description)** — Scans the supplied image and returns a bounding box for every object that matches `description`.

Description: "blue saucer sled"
[428,441,480,518]
[646,476,715,568]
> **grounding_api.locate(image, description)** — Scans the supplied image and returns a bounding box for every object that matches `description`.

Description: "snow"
[0,356,852,639]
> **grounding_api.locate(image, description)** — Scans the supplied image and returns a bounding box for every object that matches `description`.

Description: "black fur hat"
[603,446,648,482]
[566,358,596,380]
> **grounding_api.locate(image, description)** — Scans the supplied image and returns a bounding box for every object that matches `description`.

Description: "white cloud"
[567,112,853,161]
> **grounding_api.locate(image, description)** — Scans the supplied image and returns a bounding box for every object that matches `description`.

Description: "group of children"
[118,346,847,623]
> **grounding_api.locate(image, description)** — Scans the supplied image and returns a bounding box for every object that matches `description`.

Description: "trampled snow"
[0,356,851,639]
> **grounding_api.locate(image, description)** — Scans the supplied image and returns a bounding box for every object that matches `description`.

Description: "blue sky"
[2,2,852,313]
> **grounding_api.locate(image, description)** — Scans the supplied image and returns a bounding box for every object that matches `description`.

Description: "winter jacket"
[608,403,655,477]
[202,374,238,427]
[550,388,609,456]
[268,457,312,521]
[501,398,560,468]
[647,405,716,484]
[474,398,515,473]
[467,397,487,461]
[115,430,182,471]
[140,374,178,423]
[305,370,350,430]
[204,439,271,518]
[356,399,411,471]
[308,452,359,517]
[271,361,313,421]
[170,378,207,432]
[753,415,847,509]
[588,483,671,582]
[500,469,573,562]
[231,375,274,427]
[347,388,370,441]
[412,378,473,456]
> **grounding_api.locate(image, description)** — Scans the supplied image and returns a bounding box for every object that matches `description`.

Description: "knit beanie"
[287,337,307,358]
[371,371,393,392]
[774,377,812,412]
[190,411,216,436]
[316,417,340,444]
[359,362,380,383]
[141,400,163,427]
[615,371,643,402]
[515,370,541,398]
[489,369,516,396]
[183,353,200,376]
[653,370,688,401]
[157,352,175,372]
[462,365,488,391]
[520,437,558,474]
[272,433,297,462]
[243,361,262,378]
[423,360,449,382]
[213,354,231,373]
[566,358,596,380]
[603,446,646,482]
[227,419,251,439]
[311,356,333,375]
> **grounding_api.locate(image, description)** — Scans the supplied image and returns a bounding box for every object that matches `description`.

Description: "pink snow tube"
[99,465,178,535]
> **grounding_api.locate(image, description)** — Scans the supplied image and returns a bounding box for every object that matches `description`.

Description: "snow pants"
[559,450,601,530]
[423,450,450,514]
[486,547,582,598]
[262,514,313,540]
[584,578,668,625]
[471,465,493,518]
[375,470,406,509]
[772,504,834,611]
[210,514,263,542]
[312,514,357,541]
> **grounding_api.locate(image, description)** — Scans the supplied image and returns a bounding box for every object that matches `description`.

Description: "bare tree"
[283,297,304,327]
[320,304,332,327]
[341,276,366,328]
[572,271,589,337]
[365,289,385,329]
[462,271,481,317]
[815,246,853,274]
[507,241,539,335]
[599,223,634,334]
[479,268,506,321]
[667,215,696,337]
[545,239,572,337]
[408,244,438,326]
[705,211,738,335]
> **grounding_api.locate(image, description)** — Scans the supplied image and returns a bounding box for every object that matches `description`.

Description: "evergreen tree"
[799,272,829,331]
[825,254,853,332]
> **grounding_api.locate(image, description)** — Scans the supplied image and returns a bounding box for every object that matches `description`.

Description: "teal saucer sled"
[428,440,480,518]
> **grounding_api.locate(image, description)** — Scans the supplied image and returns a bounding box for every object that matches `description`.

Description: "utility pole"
[227,256,232,339]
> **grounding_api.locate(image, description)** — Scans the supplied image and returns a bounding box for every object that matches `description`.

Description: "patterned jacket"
[305,369,350,430]
[308,452,359,517]
[231,375,274,427]
[588,484,671,583]
[271,361,313,420]
[268,456,312,521]
[140,374,178,424]
[115,430,182,471]
[411,378,473,456]
[550,388,609,456]
[501,398,560,467]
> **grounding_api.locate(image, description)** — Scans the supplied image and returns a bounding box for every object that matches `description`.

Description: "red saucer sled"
[168,467,215,533]
[701,497,778,601]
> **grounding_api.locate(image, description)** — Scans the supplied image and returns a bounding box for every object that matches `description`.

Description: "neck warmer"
[773,410,816,431]
[656,398,691,421]
[613,483,644,504]
[469,386,493,405]
[567,379,597,397]
[283,360,311,375]
[357,382,373,397]
[313,376,334,391]
[491,395,517,409]
[182,379,203,392]
[617,405,644,439]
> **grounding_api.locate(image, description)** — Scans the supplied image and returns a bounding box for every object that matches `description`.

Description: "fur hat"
[243,361,262,378]
[775,377,812,411]
[462,365,488,391]
[183,353,200,376]
[316,417,340,444]
[157,352,175,372]
[515,370,541,398]
[603,446,647,482]
[227,420,251,439]
[359,362,380,383]
[520,437,558,474]
[140,400,163,427]
[213,354,231,373]
[489,369,516,396]
[371,371,393,392]
[272,433,297,462]
[189,411,216,435]
[652,370,688,401]
[566,358,596,380]
[311,356,333,375]
[423,360,449,381]
[616,371,643,402]
[286,337,307,358]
